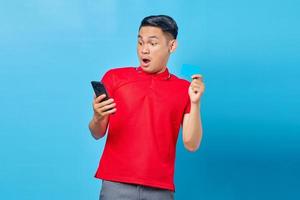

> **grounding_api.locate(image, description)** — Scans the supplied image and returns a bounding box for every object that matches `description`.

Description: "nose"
[141,44,150,54]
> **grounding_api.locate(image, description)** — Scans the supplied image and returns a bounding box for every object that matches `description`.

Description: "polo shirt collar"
[136,66,171,80]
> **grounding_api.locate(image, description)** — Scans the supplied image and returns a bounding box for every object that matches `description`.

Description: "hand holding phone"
[91,81,110,102]
[91,81,116,118]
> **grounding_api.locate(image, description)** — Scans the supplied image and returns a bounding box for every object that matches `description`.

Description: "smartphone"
[91,81,110,102]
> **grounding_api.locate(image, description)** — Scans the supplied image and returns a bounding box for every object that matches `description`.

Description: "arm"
[182,74,205,152]
[89,116,109,140]
[89,94,116,140]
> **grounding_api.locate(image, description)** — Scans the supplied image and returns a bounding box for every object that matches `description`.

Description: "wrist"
[191,101,201,110]
[191,100,201,106]
[92,114,105,124]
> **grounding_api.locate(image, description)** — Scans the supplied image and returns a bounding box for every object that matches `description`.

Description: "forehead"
[138,26,166,40]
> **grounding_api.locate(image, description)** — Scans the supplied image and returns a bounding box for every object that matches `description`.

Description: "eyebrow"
[138,35,159,40]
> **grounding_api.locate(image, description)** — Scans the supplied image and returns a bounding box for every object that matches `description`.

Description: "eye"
[150,42,157,46]
[138,41,143,45]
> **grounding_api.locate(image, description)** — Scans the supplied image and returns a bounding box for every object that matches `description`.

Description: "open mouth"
[142,58,151,66]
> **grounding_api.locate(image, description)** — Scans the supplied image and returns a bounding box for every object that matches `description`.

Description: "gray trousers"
[99,180,174,200]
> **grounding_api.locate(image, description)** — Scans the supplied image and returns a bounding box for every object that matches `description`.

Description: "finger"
[94,98,114,108]
[102,108,117,116]
[191,84,201,89]
[192,79,203,86]
[93,104,116,118]
[191,83,205,92]
[191,81,204,88]
[94,94,107,103]
[98,103,116,112]
[94,98,115,109]
[191,74,203,80]
[191,86,202,93]
[94,104,116,114]
[193,82,205,89]
[97,98,115,108]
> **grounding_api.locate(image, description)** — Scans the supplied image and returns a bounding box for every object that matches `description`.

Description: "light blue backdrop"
[0,0,299,199]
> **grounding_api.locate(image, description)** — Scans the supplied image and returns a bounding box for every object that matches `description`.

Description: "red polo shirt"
[95,66,191,191]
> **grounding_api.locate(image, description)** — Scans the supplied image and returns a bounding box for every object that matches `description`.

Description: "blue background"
[0,0,299,199]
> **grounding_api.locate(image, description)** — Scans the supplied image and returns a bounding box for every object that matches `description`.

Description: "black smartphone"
[91,81,110,102]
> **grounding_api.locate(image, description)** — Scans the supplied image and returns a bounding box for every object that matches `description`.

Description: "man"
[89,15,205,200]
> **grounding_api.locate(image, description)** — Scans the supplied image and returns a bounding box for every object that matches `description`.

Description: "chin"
[141,65,153,73]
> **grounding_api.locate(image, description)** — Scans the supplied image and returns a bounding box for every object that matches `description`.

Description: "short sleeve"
[184,96,191,114]
[181,94,191,125]
[183,80,191,114]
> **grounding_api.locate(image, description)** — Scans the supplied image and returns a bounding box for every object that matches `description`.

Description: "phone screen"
[91,81,109,101]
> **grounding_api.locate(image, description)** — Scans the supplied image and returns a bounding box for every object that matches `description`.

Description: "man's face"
[137,26,176,74]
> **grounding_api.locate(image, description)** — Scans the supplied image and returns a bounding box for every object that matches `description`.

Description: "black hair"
[139,15,178,39]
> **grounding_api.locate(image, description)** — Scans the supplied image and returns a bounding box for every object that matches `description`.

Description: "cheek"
[152,46,169,56]
[156,49,169,60]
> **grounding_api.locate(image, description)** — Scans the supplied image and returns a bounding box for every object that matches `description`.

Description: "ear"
[169,39,178,53]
